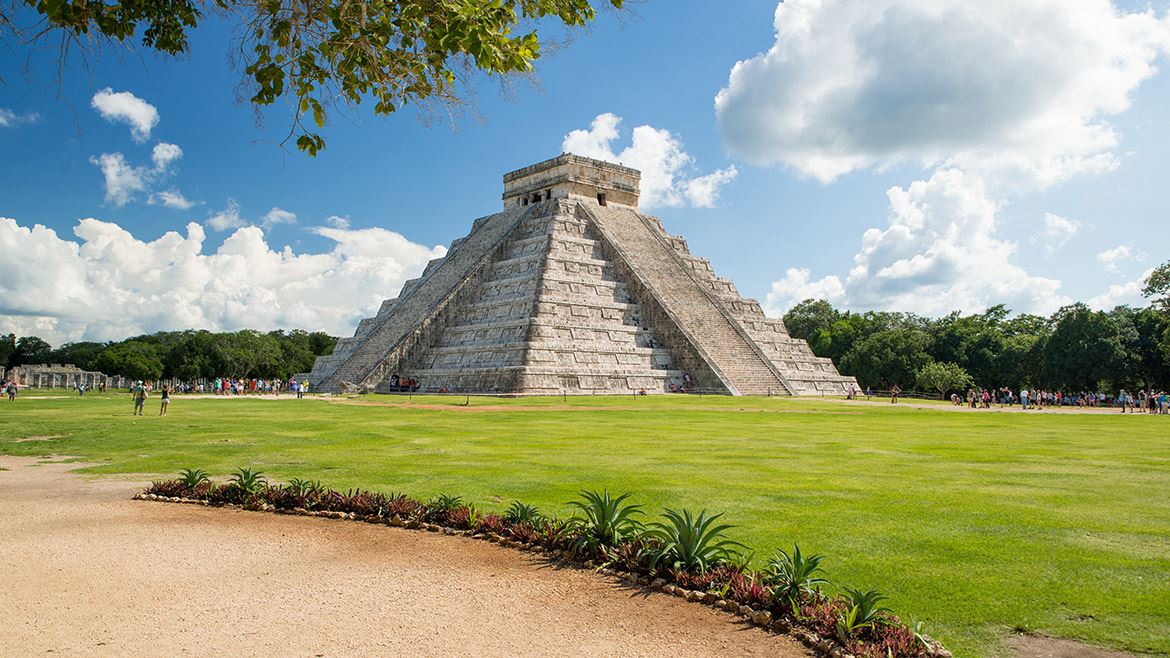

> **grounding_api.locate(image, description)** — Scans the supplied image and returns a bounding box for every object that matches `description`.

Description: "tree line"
[0,330,338,382]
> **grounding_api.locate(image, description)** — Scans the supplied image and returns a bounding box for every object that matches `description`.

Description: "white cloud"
[261,207,297,229]
[1087,268,1154,309]
[0,108,40,128]
[325,215,352,230]
[715,0,1170,186]
[149,190,198,210]
[562,113,738,208]
[0,216,447,345]
[764,267,846,316]
[1042,213,1080,256]
[766,169,1072,316]
[90,143,186,207]
[89,153,149,207]
[91,88,159,143]
[1096,244,1145,274]
[151,142,183,170]
[206,199,247,231]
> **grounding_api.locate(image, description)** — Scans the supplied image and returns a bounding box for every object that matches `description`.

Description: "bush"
[567,490,643,558]
[765,544,829,606]
[641,509,743,575]
[145,480,189,497]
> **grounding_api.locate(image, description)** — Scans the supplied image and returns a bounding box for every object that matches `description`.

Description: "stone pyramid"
[308,154,858,396]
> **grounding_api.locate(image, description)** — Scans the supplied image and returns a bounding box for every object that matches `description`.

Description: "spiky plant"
[424,493,463,522]
[504,501,542,526]
[764,544,829,604]
[228,467,266,495]
[566,490,643,557]
[835,588,892,642]
[177,468,210,490]
[640,508,743,574]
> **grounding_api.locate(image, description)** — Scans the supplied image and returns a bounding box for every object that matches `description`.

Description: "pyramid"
[308,154,859,396]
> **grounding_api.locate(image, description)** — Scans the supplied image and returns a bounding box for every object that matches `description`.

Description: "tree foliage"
[2,328,337,380]
[6,0,623,154]
[916,361,973,399]
[784,298,1169,391]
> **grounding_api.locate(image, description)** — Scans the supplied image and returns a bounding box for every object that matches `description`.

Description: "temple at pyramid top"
[503,154,641,209]
[307,154,858,396]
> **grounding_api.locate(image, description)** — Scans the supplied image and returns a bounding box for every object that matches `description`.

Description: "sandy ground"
[0,456,810,658]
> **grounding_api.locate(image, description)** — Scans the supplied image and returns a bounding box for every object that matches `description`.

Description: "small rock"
[752,611,772,626]
[637,575,651,586]
[686,590,704,603]
[934,650,953,658]
[738,605,753,617]
[701,592,719,604]
[404,519,420,529]
[651,578,666,590]
[426,524,440,532]
[816,639,833,653]
[674,588,689,599]
[770,619,791,633]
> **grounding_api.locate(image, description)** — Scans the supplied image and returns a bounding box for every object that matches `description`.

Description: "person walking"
[159,385,170,416]
[132,381,148,416]
[1020,387,1029,411]
[891,384,900,404]
[5,380,17,402]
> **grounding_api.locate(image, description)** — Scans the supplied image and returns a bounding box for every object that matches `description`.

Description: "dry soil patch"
[0,456,810,657]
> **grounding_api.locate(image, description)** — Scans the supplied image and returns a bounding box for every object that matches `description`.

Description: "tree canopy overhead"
[7,0,623,154]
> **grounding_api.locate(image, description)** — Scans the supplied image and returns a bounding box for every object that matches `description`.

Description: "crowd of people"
[943,386,1170,413]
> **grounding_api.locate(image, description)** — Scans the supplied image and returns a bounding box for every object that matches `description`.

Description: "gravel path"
[0,456,810,657]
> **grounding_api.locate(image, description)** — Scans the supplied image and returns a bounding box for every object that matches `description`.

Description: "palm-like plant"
[228,467,266,495]
[764,544,829,603]
[640,509,744,574]
[567,490,643,557]
[504,501,542,526]
[177,467,210,489]
[835,588,892,642]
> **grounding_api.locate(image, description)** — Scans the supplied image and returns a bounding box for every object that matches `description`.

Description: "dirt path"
[0,457,810,658]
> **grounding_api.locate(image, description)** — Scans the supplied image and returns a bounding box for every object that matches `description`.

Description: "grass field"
[2,392,1168,657]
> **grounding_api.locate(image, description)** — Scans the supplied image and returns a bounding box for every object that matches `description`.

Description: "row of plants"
[142,468,950,658]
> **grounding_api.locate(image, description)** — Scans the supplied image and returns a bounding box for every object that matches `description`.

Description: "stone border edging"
[132,493,952,658]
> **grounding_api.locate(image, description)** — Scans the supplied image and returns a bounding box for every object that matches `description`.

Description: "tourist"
[1119,390,1129,413]
[5,380,17,401]
[132,381,148,416]
[891,384,900,404]
[159,385,170,416]
[1020,387,1030,411]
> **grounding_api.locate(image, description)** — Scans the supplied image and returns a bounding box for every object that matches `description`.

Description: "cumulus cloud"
[90,143,187,207]
[765,169,1072,316]
[1042,213,1080,256]
[0,108,40,128]
[716,0,1170,186]
[738,0,1170,317]
[1096,244,1145,274]
[1087,268,1154,309]
[89,153,149,207]
[91,88,159,143]
[206,199,247,231]
[261,207,297,229]
[562,113,738,208]
[149,190,198,210]
[0,216,447,345]
[325,215,352,230]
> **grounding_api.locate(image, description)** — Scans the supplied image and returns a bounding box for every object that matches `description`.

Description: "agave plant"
[566,490,643,557]
[835,588,892,642]
[177,468,210,490]
[640,508,743,574]
[504,501,542,526]
[228,467,267,495]
[765,544,829,604]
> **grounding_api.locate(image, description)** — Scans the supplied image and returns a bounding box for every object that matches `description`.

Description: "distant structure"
[309,154,858,396]
[6,364,108,389]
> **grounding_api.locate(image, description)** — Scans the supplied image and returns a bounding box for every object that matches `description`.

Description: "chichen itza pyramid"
[308,154,858,396]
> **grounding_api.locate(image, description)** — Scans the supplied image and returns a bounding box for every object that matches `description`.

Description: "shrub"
[145,480,189,497]
[506,520,540,544]
[446,505,477,530]
[474,513,504,534]
[537,516,574,550]
[673,564,739,592]
[384,493,423,518]
[177,468,210,491]
[800,597,849,638]
[424,494,464,523]
[604,538,650,572]
[567,490,643,558]
[847,622,926,658]
[208,482,248,506]
[727,570,772,608]
[504,501,542,526]
[836,588,892,643]
[345,489,391,517]
[641,509,743,574]
[765,544,829,605]
[228,467,266,496]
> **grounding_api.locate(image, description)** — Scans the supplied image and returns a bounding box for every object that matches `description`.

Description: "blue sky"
[2,0,1169,344]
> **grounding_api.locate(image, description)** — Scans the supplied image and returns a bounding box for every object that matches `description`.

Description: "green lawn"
[2,393,1167,657]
